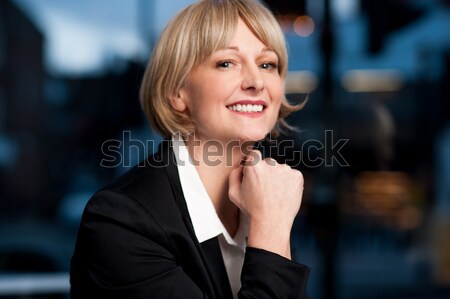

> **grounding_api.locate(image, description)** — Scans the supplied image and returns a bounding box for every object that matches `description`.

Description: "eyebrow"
[219,46,276,53]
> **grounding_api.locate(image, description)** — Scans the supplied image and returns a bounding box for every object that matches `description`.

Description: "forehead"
[209,18,277,55]
[219,19,268,49]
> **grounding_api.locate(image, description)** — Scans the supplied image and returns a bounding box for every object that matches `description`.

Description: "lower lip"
[228,109,265,118]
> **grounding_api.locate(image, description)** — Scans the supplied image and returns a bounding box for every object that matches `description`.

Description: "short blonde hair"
[140,0,302,138]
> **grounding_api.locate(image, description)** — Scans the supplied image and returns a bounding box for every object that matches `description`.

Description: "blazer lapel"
[201,237,234,299]
[159,139,232,299]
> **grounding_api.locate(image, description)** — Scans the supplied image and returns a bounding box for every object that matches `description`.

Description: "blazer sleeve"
[240,248,310,299]
[70,190,208,299]
[70,189,309,299]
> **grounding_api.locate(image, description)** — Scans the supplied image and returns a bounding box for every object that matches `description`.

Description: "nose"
[241,65,264,92]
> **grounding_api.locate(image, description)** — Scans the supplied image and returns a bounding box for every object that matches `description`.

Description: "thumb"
[244,149,262,167]
[228,166,243,203]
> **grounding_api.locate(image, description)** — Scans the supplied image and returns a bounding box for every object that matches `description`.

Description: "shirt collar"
[172,134,247,249]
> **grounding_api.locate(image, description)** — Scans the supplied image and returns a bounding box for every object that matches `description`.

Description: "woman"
[70,0,309,298]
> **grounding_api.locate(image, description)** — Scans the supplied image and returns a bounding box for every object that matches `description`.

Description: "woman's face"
[175,19,283,143]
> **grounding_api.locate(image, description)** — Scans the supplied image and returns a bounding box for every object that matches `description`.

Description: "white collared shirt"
[172,134,248,299]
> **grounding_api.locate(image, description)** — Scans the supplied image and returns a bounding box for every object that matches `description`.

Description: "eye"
[216,60,233,69]
[260,62,278,70]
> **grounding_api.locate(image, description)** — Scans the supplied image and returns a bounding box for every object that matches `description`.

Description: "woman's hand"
[228,150,304,259]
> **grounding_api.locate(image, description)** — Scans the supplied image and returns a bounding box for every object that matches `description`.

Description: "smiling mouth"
[226,104,265,113]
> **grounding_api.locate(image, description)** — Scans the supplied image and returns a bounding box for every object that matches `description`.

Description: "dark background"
[0,0,449,298]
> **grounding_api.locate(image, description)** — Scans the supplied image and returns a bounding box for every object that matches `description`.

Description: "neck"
[184,135,254,236]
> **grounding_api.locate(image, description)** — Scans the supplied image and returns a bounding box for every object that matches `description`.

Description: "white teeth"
[227,104,264,113]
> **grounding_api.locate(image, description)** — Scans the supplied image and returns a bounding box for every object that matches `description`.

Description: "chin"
[235,130,270,143]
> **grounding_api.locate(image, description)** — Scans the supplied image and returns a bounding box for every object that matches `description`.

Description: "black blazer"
[70,140,309,299]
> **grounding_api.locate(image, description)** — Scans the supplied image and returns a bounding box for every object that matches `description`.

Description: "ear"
[168,89,188,112]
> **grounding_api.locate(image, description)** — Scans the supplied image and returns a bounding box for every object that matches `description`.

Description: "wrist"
[247,224,292,259]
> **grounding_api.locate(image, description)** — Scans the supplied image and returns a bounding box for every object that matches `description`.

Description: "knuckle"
[264,157,277,166]
[295,170,304,183]
[246,150,262,166]
[289,168,303,178]
[250,149,262,159]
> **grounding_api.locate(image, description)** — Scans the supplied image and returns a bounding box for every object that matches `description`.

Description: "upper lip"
[226,100,267,107]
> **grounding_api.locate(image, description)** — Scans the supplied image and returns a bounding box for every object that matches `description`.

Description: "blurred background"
[0,0,449,298]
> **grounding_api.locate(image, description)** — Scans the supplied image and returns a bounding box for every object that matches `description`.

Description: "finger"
[244,150,262,167]
[294,169,304,184]
[228,166,243,202]
[264,157,277,166]
[282,163,292,169]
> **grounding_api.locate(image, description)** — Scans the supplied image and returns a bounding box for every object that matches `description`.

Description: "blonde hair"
[140,0,302,137]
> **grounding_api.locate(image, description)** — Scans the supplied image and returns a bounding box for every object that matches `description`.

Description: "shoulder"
[103,147,173,201]
[74,149,192,271]
[102,138,179,200]
[81,146,184,236]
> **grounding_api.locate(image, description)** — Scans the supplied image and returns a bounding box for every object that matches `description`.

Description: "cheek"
[268,81,284,124]
[184,87,221,122]
[267,75,284,94]
[269,80,284,107]
[183,81,209,111]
